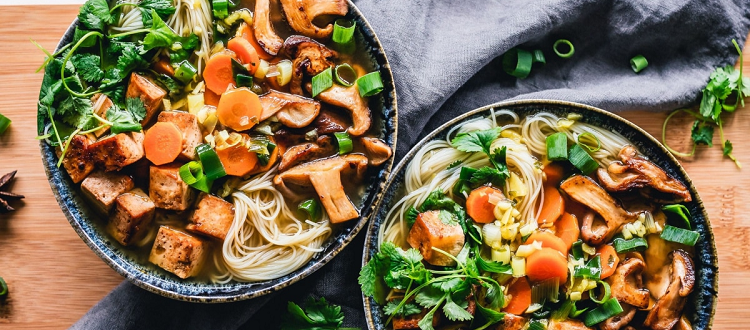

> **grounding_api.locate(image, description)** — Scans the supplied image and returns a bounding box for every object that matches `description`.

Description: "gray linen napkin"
[71,0,750,329]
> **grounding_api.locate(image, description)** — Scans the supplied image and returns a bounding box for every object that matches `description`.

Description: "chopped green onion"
[662,204,692,229]
[179,161,212,193]
[553,39,575,58]
[532,49,546,64]
[574,255,602,280]
[571,305,588,318]
[174,61,197,84]
[546,132,568,161]
[0,114,10,135]
[334,63,357,87]
[588,280,611,304]
[311,67,333,98]
[74,27,96,48]
[453,180,472,197]
[552,299,575,320]
[577,132,601,152]
[459,166,478,181]
[571,240,584,260]
[660,225,700,246]
[530,278,560,308]
[502,48,533,79]
[0,277,6,298]
[527,320,546,330]
[332,19,356,45]
[356,71,384,97]
[568,144,598,174]
[231,58,249,77]
[334,132,353,155]
[630,55,648,73]
[257,141,276,166]
[212,0,229,19]
[298,199,322,221]
[196,144,227,181]
[583,296,622,326]
[235,74,253,88]
[613,236,648,253]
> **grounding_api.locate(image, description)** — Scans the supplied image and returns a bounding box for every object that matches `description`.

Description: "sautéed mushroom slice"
[360,137,392,166]
[278,136,335,172]
[284,35,338,95]
[308,83,371,136]
[605,257,650,309]
[253,0,284,55]
[259,90,321,128]
[600,304,636,330]
[279,0,347,39]
[644,250,695,330]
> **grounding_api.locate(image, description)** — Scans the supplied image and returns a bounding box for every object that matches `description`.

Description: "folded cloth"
[71,0,750,329]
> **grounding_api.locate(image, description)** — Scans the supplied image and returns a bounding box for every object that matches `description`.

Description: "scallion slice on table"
[577,132,601,152]
[661,225,700,246]
[175,61,197,83]
[179,161,212,193]
[357,71,384,97]
[583,296,623,326]
[312,67,333,97]
[553,39,575,58]
[196,144,227,181]
[568,144,598,174]
[332,19,356,45]
[613,236,648,253]
[334,132,353,154]
[630,55,649,73]
[532,49,546,64]
[502,48,533,79]
[298,199,322,221]
[0,113,10,134]
[334,63,357,87]
[0,277,6,298]
[546,132,568,160]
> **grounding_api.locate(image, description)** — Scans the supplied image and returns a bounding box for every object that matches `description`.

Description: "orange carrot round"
[217,87,262,131]
[204,51,237,95]
[144,122,183,166]
[237,22,274,60]
[227,37,260,74]
[204,87,221,107]
[216,143,259,177]
[466,186,503,223]
[524,231,568,255]
[537,185,565,225]
[526,247,568,284]
[555,212,580,252]
[597,244,620,279]
[503,277,531,315]
[543,162,566,185]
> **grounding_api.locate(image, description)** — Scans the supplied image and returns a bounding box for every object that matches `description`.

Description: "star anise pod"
[0,170,24,212]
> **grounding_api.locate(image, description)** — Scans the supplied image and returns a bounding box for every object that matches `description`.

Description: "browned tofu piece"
[126,73,166,125]
[56,134,94,183]
[406,210,465,266]
[108,188,155,246]
[149,164,194,211]
[157,111,202,160]
[393,308,441,330]
[186,194,235,240]
[91,93,113,137]
[149,226,207,279]
[90,132,145,171]
[547,319,592,330]
[80,171,134,214]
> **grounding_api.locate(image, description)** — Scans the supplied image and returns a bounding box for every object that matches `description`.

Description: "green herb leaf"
[281,298,352,330]
[438,209,459,226]
[690,120,714,147]
[451,128,501,154]
[138,0,176,17]
[405,206,419,228]
[142,10,200,51]
[78,0,113,31]
[383,300,421,317]
[468,166,507,187]
[126,97,147,122]
[415,285,445,308]
[443,294,473,322]
[723,140,733,156]
[106,105,142,134]
[447,159,463,169]
[71,54,103,82]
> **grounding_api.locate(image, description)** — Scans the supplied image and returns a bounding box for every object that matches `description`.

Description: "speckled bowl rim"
[361,99,718,329]
[40,0,398,303]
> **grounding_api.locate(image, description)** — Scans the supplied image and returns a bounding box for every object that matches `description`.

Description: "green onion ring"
[332,19,356,45]
[179,161,204,185]
[588,280,611,304]
[502,48,533,79]
[532,49,546,64]
[356,71,384,97]
[553,39,575,58]
[630,55,648,73]
[577,132,601,152]
[334,63,357,87]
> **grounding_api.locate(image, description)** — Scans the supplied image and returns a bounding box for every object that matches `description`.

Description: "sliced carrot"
[227,37,260,74]
[237,22,274,60]
[537,185,565,225]
[524,231,568,255]
[555,212,580,252]
[503,277,531,315]
[216,139,259,177]
[466,186,503,223]
[597,244,620,279]
[204,51,237,95]
[217,87,262,131]
[248,137,279,175]
[526,247,568,284]
[152,56,174,77]
[144,122,183,166]
[204,88,221,107]
[543,162,566,186]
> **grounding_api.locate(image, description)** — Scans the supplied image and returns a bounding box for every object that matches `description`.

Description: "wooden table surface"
[0,4,748,329]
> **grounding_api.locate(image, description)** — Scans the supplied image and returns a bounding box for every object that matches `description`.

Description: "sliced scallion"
[546,132,568,161]
[660,225,699,246]
[334,63,357,87]
[459,166,478,181]
[298,199,322,221]
[553,39,575,58]
[532,49,546,64]
[502,48,533,79]
[577,132,601,152]
[174,61,197,84]
[196,144,227,181]
[571,240,584,259]
[588,280,611,304]
[179,161,212,193]
[530,278,560,308]
[334,132,353,154]
[630,55,648,73]
[0,114,10,135]
[583,296,623,326]
[574,255,602,280]
[568,144,598,174]
[356,71,384,97]
[235,74,253,88]
[662,204,692,229]
[212,0,229,19]
[332,19,356,45]
[311,67,333,98]
[552,299,575,320]
[613,236,648,253]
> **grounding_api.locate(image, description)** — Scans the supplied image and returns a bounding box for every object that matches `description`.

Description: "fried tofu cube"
[149,226,207,279]
[90,132,145,171]
[158,111,202,160]
[108,188,155,246]
[80,171,134,214]
[149,164,194,211]
[407,210,465,266]
[126,73,166,125]
[56,134,94,183]
[91,93,113,137]
[187,194,235,240]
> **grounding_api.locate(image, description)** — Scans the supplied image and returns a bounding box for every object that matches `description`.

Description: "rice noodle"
[167,0,213,74]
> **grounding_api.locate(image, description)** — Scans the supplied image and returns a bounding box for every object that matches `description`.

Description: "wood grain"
[0,4,748,329]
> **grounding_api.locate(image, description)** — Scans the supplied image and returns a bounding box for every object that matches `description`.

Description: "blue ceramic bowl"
[362,100,718,329]
[40,1,397,302]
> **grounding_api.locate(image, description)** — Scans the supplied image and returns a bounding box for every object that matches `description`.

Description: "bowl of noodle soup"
[361,100,717,330]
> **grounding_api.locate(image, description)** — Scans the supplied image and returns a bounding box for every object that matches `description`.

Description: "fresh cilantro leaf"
[417,305,442,330]
[57,95,92,117]
[116,43,149,76]
[419,190,459,213]
[691,120,714,146]
[468,166,506,187]
[152,72,183,97]
[450,127,501,154]
[358,261,378,297]
[46,56,75,79]
[443,294,473,322]
[490,146,510,177]
[106,106,142,134]
[377,242,431,290]
[415,285,445,308]
[78,0,113,31]
[724,140,733,156]
[402,248,424,265]
[126,97,146,122]
[142,10,201,51]
[447,160,463,169]
[140,8,154,28]
[139,0,176,17]
[437,277,464,293]
[405,206,419,228]
[281,298,353,330]
[475,297,505,329]
[383,300,421,317]
[71,53,104,82]
[438,209,459,226]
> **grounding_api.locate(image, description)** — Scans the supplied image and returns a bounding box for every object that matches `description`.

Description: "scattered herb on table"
[282,297,360,330]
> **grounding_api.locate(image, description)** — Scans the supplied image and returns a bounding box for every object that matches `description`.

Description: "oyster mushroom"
[274,154,367,223]
[308,83,371,136]
[360,137,392,166]
[279,0,347,39]
[253,0,284,55]
[597,145,691,203]
[284,35,338,95]
[605,258,650,309]
[643,250,695,330]
[599,304,637,330]
[278,136,335,172]
[259,90,321,128]
[560,175,638,244]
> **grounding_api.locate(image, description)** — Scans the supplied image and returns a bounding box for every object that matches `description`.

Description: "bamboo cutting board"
[0,5,748,329]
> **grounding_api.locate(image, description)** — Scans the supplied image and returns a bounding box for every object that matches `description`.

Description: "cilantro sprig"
[281,298,360,330]
[449,127,510,196]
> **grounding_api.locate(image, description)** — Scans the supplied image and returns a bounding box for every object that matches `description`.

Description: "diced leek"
[501,129,523,142]
[569,291,582,301]
[311,67,333,97]
[508,172,528,199]
[568,144,599,174]
[557,118,575,129]
[662,204,692,230]
[511,256,526,277]
[492,246,511,264]
[502,222,519,240]
[613,236,648,253]
[276,60,293,86]
[581,242,596,255]
[483,223,503,249]
[356,71,384,97]
[519,222,537,237]
[501,207,514,225]
[568,113,583,121]
[571,240,584,259]
[660,225,700,246]
[334,132,353,154]
[583,298,623,327]
[621,224,634,240]
[546,132,569,161]
[254,59,269,80]
[531,278,560,306]
[187,93,205,115]
[516,241,542,257]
